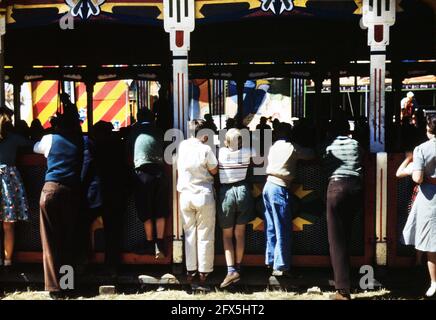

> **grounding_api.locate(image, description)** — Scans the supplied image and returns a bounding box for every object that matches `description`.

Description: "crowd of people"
[0,92,435,300]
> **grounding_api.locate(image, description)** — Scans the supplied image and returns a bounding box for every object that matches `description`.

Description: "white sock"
[4,260,12,266]
[425,282,436,297]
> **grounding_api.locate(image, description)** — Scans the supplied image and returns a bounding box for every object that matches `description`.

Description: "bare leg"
[156,217,166,239]
[144,219,154,241]
[427,252,436,282]
[3,222,15,263]
[234,224,246,265]
[222,227,235,268]
[425,252,436,297]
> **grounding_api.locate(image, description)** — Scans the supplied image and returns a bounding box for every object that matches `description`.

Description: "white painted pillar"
[362,0,395,153]
[375,152,388,266]
[163,0,195,267]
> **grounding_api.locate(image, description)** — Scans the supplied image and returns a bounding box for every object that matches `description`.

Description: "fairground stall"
[0,0,435,271]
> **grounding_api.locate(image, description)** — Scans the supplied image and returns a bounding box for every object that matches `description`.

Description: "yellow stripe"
[112,97,129,125]
[101,2,163,17]
[33,81,57,105]
[93,81,127,123]
[37,98,58,126]
[8,4,69,12]
[75,83,87,109]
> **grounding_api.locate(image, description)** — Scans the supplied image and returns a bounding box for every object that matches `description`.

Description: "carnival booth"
[0,0,435,270]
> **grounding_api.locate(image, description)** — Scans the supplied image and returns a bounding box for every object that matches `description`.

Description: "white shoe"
[425,283,436,297]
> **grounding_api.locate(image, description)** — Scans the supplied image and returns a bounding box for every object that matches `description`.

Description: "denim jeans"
[262,181,292,271]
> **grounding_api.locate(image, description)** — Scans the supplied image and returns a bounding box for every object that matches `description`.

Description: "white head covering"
[407,91,414,98]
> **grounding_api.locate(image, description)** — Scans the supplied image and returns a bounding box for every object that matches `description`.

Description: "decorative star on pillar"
[260,0,295,15]
[65,0,106,20]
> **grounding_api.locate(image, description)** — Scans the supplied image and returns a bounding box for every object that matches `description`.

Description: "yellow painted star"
[292,216,312,231]
[292,184,313,199]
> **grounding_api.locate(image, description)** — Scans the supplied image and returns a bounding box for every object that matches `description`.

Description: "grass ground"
[1,288,395,300]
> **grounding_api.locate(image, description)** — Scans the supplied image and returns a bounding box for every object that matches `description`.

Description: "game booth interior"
[0,0,435,270]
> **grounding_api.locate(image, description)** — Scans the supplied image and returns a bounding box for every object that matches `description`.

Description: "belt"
[329,176,361,182]
[425,177,436,185]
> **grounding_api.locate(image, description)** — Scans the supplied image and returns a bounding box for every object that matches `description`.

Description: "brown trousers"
[326,177,362,291]
[39,181,78,292]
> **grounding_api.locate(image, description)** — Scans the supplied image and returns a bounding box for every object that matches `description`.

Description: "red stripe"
[100,93,127,123]
[378,68,382,144]
[93,81,119,103]
[176,192,179,239]
[75,83,87,102]
[380,168,383,240]
[33,82,58,114]
[182,73,185,134]
[373,68,377,142]
[177,73,181,131]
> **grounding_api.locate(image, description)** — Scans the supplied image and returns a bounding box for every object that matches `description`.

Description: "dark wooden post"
[13,81,21,123]
[86,81,95,132]
[330,68,340,118]
[236,78,245,127]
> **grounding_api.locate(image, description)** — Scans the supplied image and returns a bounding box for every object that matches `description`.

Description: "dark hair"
[189,119,209,136]
[329,116,350,136]
[427,114,436,135]
[137,108,155,123]
[274,122,292,140]
[0,108,12,141]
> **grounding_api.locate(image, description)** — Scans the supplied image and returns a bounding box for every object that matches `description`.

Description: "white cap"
[407,92,414,98]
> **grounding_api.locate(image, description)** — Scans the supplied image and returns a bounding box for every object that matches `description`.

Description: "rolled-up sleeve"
[412,146,424,172]
[205,147,218,170]
[33,134,53,158]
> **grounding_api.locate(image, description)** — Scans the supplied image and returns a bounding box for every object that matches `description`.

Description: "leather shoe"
[220,272,240,289]
[329,291,351,300]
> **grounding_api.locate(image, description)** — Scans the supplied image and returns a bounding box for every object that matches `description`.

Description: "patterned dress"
[0,165,29,222]
[0,132,31,222]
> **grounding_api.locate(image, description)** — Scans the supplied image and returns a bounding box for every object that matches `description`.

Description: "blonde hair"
[0,110,12,141]
[225,128,242,151]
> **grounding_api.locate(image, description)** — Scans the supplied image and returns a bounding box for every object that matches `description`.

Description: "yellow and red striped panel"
[31,80,130,131]
[76,80,130,132]
[31,80,59,128]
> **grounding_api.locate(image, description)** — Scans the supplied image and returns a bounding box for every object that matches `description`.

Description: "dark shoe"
[186,271,197,285]
[329,291,351,300]
[220,272,240,289]
[195,273,211,293]
[49,291,67,300]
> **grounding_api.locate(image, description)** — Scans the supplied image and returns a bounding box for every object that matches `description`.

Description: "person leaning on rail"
[263,122,315,278]
[322,115,363,301]
[128,108,168,259]
[176,119,218,293]
[401,114,436,298]
[0,107,32,271]
[33,95,84,300]
[217,128,256,289]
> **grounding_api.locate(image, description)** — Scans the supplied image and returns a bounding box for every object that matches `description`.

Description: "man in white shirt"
[177,120,218,290]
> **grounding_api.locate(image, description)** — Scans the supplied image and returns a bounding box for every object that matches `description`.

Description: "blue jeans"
[262,181,292,271]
